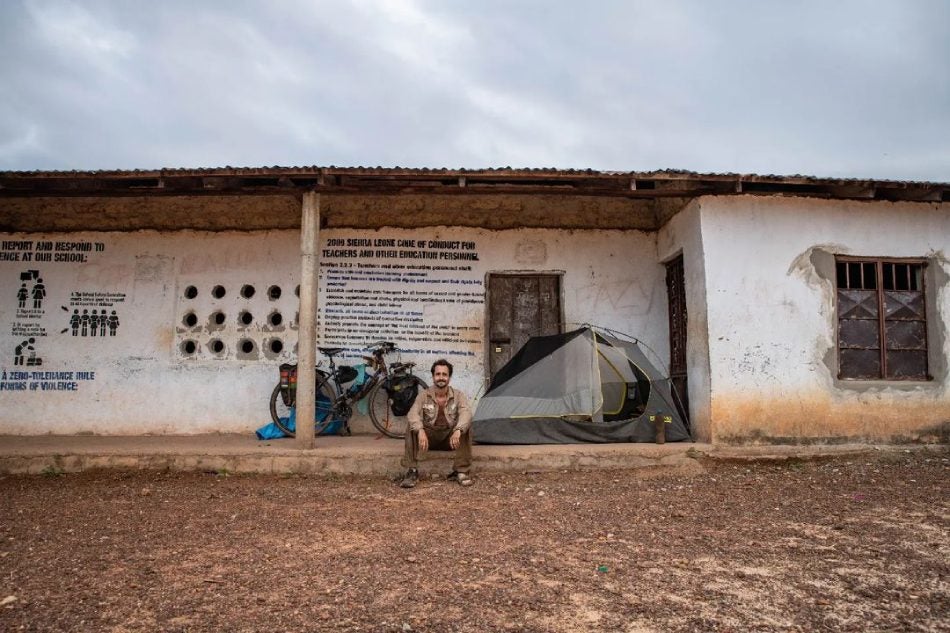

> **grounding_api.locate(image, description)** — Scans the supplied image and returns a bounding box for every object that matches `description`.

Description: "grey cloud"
[0,0,947,180]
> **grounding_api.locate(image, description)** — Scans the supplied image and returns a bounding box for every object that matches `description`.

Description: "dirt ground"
[0,449,947,632]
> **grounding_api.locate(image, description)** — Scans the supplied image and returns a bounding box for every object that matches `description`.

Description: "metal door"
[665,255,690,428]
[487,274,561,378]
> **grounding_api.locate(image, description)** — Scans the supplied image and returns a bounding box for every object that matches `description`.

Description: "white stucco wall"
[0,226,668,434]
[698,196,950,442]
[657,199,712,441]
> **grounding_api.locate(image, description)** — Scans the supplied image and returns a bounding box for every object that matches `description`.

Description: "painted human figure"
[31,279,46,309]
[17,283,28,309]
[14,338,35,366]
[89,310,99,337]
[80,309,89,336]
[70,310,80,336]
[108,311,119,336]
[98,310,107,336]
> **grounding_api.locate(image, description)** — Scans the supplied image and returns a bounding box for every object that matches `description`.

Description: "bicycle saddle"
[318,347,344,357]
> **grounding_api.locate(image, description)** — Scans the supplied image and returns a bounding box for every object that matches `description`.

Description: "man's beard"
[434,379,449,388]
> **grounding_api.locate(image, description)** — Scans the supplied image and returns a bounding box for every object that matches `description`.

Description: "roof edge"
[0,165,946,188]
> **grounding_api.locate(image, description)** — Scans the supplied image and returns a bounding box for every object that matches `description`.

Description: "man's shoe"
[447,471,473,487]
[399,468,419,489]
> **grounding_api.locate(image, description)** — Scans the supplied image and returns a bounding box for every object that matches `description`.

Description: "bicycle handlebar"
[366,340,397,354]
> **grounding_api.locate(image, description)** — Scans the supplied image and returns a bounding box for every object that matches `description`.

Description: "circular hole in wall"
[184,286,198,299]
[209,339,225,354]
[269,311,283,327]
[268,285,282,300]
[269,339,284,354]
[295,285,300,297]
[181,340,197,355]
[239,311,254,326]
[212,285,226,299]
[212,311,226,325]
[183,312,198,327]
[240,284,256,299]
[239,339,255,354]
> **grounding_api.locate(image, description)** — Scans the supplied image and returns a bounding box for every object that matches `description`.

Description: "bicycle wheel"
[270,383,293,433]
[269,378,337,437]
[368,375,428,439]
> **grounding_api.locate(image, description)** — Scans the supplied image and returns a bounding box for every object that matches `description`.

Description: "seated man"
[400,358,474,488]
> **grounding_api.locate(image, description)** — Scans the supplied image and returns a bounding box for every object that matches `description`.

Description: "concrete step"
[0,434,941,478]
[0,434,706,477]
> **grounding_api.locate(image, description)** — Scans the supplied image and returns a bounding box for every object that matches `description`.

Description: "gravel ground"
[0,448,947,632]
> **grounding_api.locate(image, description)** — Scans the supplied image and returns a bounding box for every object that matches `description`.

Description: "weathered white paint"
[658,199,712,441]
[698,196,950,442]
[4,197,947,443]
[0,227,669,435]
[1,231,299,435]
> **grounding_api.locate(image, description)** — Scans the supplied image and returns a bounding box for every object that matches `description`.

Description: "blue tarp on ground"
[255,419,290,440]
[255,408,346,439]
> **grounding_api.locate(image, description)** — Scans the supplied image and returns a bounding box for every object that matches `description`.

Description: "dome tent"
[473,326,690,444]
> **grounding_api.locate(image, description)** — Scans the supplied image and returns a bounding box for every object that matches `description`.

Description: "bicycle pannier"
[386,375,419,417]
[279,363,297,406]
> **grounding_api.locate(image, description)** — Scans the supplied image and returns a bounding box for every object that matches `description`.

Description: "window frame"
[834,255,930,381]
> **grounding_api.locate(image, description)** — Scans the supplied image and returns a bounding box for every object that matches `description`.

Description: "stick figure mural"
[27,346,42,366]
[63,308,122,338]
[31,278,46,309]
[17,270,41,311]
[14,338,39,366]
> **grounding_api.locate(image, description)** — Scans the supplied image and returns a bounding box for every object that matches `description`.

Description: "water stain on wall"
[713,392,949,444]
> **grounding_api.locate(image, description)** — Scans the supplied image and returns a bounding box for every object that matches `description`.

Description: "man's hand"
[449,428,461,450]
[417,429,429,453]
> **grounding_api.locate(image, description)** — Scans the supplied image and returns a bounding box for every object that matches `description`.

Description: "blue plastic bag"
[255,399,344,440]
[255,421,287,440]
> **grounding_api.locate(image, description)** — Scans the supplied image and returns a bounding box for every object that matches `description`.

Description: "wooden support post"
[296,191,320,449]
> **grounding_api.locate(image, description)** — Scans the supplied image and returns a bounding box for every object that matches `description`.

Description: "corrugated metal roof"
[0,166,946,205]
[0,165,946,186]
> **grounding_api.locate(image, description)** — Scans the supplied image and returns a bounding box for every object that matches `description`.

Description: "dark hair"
[431,358,453,377]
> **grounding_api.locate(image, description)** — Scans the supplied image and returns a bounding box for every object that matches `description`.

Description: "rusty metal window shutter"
[835,258,929,381]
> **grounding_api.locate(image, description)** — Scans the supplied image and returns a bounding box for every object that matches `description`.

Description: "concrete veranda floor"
[1,433,939,477]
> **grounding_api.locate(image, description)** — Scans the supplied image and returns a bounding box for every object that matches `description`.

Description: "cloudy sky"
[1,0,947,180]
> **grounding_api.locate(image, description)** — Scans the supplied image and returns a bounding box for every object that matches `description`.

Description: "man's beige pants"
[401,427,472,473]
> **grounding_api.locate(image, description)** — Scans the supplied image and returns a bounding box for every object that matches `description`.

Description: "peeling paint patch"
[787,243,847,284]
[514,239,547,265]
[134,255,173,282]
